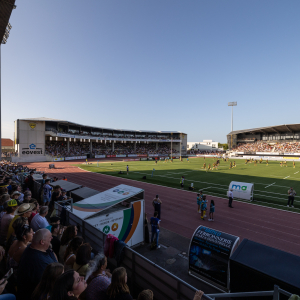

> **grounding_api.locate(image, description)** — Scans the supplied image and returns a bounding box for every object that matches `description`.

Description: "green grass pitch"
[78,158,300,212]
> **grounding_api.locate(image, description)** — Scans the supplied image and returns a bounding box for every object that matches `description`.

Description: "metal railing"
[207,285,292,300]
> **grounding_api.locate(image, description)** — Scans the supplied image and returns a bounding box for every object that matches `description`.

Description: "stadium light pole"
[228,102,237,149]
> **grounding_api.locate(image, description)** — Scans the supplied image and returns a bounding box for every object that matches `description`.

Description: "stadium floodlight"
[228,102,237,132]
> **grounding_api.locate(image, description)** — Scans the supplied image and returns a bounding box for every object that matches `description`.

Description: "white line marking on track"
[265,182,276,188]
[283,176,290,179]
[295,171,299,174]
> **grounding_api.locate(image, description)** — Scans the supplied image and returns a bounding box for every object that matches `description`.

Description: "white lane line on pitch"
[295,171,299,174]
[265,182,276,189]
[283,176,290,179]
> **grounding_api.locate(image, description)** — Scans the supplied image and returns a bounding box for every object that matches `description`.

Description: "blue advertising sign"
[189,226,239,290]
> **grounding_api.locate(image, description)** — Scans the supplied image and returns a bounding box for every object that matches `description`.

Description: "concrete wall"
[15,120,47,162]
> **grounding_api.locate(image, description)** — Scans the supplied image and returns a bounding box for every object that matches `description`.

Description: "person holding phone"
[0,269,16,299]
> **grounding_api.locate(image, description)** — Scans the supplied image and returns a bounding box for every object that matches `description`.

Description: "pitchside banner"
[189,226,239,290]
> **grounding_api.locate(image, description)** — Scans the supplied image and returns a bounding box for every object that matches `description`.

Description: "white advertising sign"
[95,155,106,158]
[228,181,253,201]
[72,184,144,220]
[65,156,87,161]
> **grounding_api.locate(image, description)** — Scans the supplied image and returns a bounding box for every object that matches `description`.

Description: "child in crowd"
[201,195,207,220]
[208,200,215,221]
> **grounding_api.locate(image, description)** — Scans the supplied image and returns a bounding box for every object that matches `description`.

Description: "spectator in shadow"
[32,262,64,300]
[17,228,57,300]
[105,267,133,300]
[49,270,87,300]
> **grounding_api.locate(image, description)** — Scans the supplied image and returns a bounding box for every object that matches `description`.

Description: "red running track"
[25,160,300,256]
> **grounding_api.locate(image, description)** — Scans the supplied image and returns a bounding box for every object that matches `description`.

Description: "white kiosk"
[71,184,144,247]
[228,181,254,201]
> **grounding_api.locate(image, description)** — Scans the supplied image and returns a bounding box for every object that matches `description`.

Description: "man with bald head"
[17,228,57,300]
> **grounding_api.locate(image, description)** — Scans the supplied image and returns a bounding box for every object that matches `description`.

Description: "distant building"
[187,140,221,152]
[1,139,14,153]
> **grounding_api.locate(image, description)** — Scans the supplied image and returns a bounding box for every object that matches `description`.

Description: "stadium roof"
[19,118,184,134]
[0,0,16,43]
[228,124,300,135]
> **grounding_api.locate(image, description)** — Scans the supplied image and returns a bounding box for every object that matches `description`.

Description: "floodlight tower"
[228,102,237,149]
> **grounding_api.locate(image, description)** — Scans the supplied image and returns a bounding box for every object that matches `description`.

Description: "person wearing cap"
[228,188,234,208]
[152,195,162,220]
[11,190,21,201]
[31,206,50,232]
[7,202,35,241]
[0,199,18,245]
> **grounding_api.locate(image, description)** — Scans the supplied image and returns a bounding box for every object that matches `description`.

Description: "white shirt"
[228,191,233,198]
[30,213,50,232]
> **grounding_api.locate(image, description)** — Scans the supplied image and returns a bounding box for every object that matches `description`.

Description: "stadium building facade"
[14,118,187,162]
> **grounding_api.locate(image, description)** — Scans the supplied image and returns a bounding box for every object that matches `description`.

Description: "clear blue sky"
[2,0,300,143]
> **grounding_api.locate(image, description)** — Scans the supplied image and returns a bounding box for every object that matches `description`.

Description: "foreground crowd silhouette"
[0,161,204,300]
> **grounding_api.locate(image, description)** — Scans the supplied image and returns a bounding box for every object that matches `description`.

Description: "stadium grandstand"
[227,123,300,158]
[13,118,187,162]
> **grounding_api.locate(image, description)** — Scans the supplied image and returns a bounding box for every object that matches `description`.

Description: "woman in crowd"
[73,243,91,277]
[64,236,84,272]
[59,225,78,263]
[85,254,111,300]
[31,262,64,300]
[5,217,27,255]
[49,270,87,300]
[105,267,133,300]
[51,224,63,259]
[0,200,18,245]
[8,224,34,269]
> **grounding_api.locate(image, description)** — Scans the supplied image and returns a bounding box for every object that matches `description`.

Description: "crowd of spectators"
[0,161,205,300]
[46,127,176,140]
[188,150,224,155]
[45,141,179,157]
[233,141,300,153]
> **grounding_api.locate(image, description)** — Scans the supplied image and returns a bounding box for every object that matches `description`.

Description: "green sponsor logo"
[103,225,110,234]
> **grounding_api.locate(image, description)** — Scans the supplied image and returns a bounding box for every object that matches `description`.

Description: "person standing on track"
[208,200,215,221]
[287,187,296,208]
[126,165,129,175]
[180,176,185,189]
[152,195,162,220]
[228,189,233,208]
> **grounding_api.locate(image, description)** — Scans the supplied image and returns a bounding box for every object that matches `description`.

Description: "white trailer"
[71,184,144,247]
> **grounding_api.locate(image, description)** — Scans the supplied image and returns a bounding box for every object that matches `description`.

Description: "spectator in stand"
[23,191,32,202]
[49,185,61,214]
[59,225,78,263]
[64,236,84,272]
[17,228,57,300]
[0,194,9,214]
[51,224,63,258]
[5,216,27,256]
[11,185,24,203]
[105,267,133,300]
[49,270,87,300]
[0,200,18,245]
[28,199,39,224]
[30,206,50,232]
[31,262,64,300]
[6,202,34,241]
[26,171,35,193]
[8,224,34,273]
[43,179,52,206]
[85,254,111,300]
[137,290,153,300]
[73,243,92,277]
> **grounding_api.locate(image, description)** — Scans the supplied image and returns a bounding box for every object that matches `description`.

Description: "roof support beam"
[272,127,280,133]
[285,125,292,132]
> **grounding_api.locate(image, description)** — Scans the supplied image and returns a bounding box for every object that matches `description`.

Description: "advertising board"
[53,157,64,161]
[95,155,106,158]
[106,155,116,158]
[228,181,253,201]
[65,156,87,161]
[189,226,239,290]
